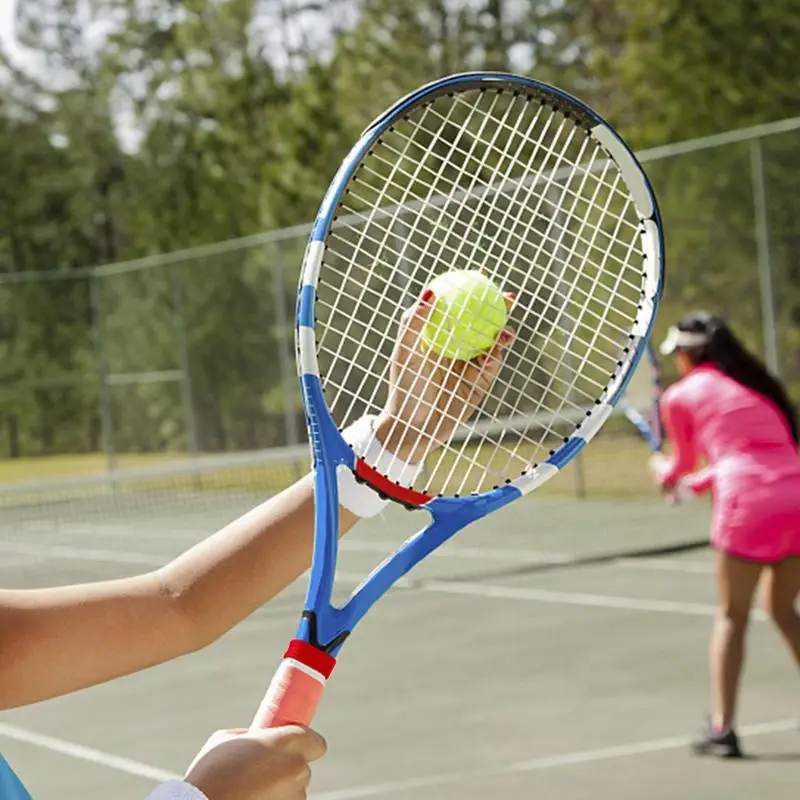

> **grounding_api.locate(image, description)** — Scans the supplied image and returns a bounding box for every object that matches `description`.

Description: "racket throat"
[301,609,350,655]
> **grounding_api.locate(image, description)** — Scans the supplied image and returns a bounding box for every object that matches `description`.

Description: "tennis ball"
[421,270,508,360]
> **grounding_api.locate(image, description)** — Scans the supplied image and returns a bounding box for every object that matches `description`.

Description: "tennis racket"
[250,72,665,730]
[618,342,664,451]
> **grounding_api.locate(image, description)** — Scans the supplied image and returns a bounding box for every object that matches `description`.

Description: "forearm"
[0,572,176,708]
[658,396,698,486]
[0,475,359,709]
[161,473,359,648]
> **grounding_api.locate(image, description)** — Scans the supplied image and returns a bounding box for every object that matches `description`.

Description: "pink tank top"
[659,363,800,497]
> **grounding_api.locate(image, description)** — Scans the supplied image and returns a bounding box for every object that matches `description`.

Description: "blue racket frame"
[618,343,664,452]
[292,72,665,657]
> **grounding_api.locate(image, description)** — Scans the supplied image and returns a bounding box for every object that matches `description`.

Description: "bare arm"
[0,290,513,712]
[0,474,359,709]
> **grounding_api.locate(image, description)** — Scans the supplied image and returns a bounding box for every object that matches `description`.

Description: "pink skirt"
[712,475,800,562]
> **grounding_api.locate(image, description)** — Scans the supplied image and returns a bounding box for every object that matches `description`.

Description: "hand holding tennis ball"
[378,276,515,462]
[421,270,510,360]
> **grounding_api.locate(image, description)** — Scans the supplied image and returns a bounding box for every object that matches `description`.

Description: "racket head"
[298,71,664,510]
[618,341,664,451]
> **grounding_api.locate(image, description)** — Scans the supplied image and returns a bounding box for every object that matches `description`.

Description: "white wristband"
[337,415,423,518]
[145,780,208,800]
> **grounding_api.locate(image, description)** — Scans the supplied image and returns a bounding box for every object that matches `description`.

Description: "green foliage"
[2,0,800,461]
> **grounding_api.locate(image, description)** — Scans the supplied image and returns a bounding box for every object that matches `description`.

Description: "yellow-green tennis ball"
[421,270,507,360]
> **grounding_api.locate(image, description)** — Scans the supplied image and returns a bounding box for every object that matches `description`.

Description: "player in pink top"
[649,311,800,758]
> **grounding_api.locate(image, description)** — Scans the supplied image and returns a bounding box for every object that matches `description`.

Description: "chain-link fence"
[2,116,800,498]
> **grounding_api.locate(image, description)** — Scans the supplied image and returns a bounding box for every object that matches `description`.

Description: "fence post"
[172,265,198,456]
[750,137,780,375]
[271,244,301,448]
[90,273,115,472]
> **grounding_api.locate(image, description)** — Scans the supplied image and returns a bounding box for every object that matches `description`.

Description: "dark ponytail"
[676,311,799,445]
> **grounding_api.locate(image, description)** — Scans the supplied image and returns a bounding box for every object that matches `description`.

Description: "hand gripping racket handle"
[250,640,337,729]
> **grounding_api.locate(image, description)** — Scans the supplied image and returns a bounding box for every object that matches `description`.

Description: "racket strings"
[329,130,643,342]
[429,220,640,492]
[522,166,634,414]
[315,87,646,496]
[425,94,641,236]
[337,92,523,434]
[414,99,642,247]
[348,128,643,291]
[420,114,607,489]
[322,100,468,426]
[315,298,600,414]
[377,94,559,459]
[363,98,589,470]
[332,157,632,484]
[325,209,639,345]
[324,120,640,374]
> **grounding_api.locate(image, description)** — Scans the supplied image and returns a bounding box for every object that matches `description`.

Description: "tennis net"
[0,404,661,535]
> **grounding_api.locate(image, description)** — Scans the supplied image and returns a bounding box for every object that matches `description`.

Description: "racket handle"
[250,640,337,730]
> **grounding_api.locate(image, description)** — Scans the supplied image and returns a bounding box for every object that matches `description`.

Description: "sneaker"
[691,720,743,758]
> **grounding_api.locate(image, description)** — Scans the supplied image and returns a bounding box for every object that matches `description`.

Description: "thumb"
[250,725,328,762]
[399,288,436,341]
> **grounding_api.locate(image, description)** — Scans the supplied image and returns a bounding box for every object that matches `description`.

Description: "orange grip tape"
[250,640,336,730]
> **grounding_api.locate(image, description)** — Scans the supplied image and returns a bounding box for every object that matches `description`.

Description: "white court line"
[20,521,219,543]
[347,540,716,575]
[0,722,180,784]
[314,718,799,800]
[0,541,731,621]
[4,533,712,576]
[0,540,167,566]
[421,580,724,617]
[335,572,769,621]
[342,540,572,564]
[3,715,795,798]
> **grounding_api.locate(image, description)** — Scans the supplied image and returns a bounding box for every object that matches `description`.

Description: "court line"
[342,540,572,564]
[0,722,180,783]
[0,541,166,566]
[0,538,574,568]
[335,572,768,621]
[420,580,728,617]
[0,541,733,620]
[346,541,716,574]
[314,718,798,799]
[3,536,714,576]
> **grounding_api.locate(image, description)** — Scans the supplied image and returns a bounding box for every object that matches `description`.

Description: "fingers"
[484,326,515,365]
[184,724,327,800]
[468,326,515,386]
[394,289,437,369]
[453,326,514,412]
[502,291,516,313]
[399,288,435,336]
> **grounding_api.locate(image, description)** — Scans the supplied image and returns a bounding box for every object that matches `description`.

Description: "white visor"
[659,326,710,356]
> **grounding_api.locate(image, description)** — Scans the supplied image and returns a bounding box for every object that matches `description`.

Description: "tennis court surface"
[2,485,799,799]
